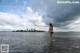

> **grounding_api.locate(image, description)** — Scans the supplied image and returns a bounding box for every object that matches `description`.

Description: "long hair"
[49,23,53,27]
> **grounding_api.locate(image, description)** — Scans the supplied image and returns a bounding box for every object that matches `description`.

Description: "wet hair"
[49,23,53,27]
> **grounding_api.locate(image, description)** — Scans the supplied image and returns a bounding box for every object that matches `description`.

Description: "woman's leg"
[50,32,53,41]
[50,32,53,47]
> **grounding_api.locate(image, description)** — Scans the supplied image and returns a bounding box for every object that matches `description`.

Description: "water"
[0,32,50,53]
[0,32,80,53]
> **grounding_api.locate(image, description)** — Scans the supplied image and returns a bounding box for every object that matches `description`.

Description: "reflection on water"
[0,32,80,53]
[48,38,53,53]
[48,32,54,53]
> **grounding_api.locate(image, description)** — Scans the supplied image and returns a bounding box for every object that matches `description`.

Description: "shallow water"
[0,32,80,53]
[0,32,50,53]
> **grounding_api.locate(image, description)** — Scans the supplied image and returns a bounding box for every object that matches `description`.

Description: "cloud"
[0,7,47,31]
[0,12,27,31]
[25,7,50,31]
[65,16,80,31]
[28,0,80,31]
[26,7,46,27]
[0,0,80,31]
[27,7,33,13]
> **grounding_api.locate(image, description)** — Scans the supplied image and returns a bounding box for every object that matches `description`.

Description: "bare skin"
[48,26,53,39]
[48,26,53,48]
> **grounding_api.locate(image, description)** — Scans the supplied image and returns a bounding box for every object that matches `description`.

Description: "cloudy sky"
[0,0,80,31]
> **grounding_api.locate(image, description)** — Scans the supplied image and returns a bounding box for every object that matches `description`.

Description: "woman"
[48,23,53,48]
[48,23,53,38]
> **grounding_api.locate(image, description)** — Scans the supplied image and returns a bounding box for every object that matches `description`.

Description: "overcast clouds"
[0,0,80,31]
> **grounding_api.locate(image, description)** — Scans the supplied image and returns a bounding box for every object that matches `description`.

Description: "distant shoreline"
[12,29,46,32]
[0,30,80,33]
[12,31,46,32]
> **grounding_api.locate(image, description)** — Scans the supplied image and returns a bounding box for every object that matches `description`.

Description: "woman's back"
[49,26,53,32]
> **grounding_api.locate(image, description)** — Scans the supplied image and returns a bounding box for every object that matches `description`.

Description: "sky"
[0,0,80,32]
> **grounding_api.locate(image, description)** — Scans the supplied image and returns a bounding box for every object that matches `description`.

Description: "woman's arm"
[48,27,50,32]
